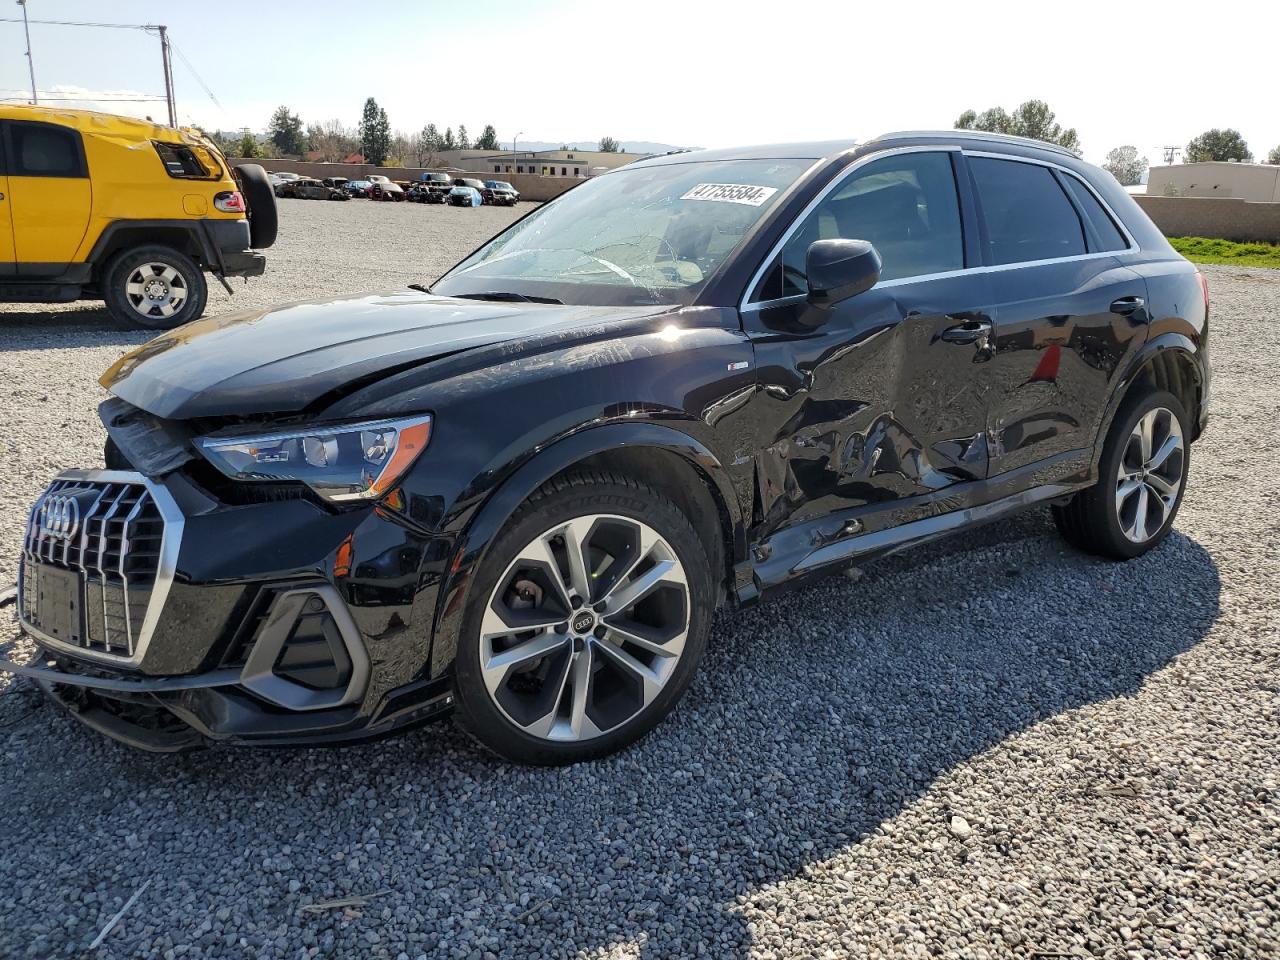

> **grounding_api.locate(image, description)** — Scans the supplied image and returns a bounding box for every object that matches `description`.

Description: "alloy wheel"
[479,514,690,742]
[125,262,188,321]
[1115,406,1185,543]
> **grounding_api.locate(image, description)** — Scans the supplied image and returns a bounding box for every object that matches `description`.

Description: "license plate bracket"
[30,564,83,645]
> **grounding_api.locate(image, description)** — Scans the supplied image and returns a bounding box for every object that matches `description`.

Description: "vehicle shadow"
[1,511,1221,958]
[0,305,152,351]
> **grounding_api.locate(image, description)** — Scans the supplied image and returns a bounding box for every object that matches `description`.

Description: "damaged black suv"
[5,131,1210,763]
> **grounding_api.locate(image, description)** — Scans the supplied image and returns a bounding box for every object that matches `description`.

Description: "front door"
[742,150,994,542]
[966,155,1150,477]
[3,120,92,277]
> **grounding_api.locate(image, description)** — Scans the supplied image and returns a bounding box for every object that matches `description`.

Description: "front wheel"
[1053,389,1190,559]
[102,246,208,330]
[453,472,713,764]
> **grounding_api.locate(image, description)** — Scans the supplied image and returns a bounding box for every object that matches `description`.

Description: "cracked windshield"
[433,159,811,305]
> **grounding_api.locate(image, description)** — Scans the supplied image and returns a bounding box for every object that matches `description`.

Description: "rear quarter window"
[1061,174,1129,252]
[152,141,217,179]
[970,156,1085,265]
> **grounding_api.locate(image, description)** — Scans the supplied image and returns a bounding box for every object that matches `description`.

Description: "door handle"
[939,318,993,344]
[1110,295,1145,317]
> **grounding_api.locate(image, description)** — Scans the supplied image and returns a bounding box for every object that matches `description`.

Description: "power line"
[169,38,223,112]
[1,94,167,102]
[1,15,226,126]
[0,16,155,30]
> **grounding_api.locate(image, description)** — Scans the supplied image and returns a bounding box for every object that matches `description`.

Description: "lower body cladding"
[2,470,456,752]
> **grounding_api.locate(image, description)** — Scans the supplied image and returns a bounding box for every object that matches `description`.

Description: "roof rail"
[870,129,1081,159]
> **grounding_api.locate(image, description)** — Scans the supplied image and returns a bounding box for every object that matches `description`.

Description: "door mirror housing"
[805,239,882,306]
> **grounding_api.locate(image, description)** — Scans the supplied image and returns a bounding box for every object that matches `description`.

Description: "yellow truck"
[0,104,276,329]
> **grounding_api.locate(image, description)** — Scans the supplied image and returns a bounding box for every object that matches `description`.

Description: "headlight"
[194,415,432,503]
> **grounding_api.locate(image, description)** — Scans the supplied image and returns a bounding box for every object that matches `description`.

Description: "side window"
[7,122,86,178]
[970,157,1084,265]
[762,151,964,300]
[1061,174,1128,252]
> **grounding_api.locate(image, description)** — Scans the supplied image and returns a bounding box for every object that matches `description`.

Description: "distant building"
[479,148,648,178]
[418,147,649,178]
[1147,162,1280,202]
[431,149,510,169]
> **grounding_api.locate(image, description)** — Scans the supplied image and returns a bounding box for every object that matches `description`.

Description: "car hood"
[101,290,672,419]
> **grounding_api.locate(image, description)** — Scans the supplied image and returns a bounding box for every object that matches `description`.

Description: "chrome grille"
[20,477,165,657]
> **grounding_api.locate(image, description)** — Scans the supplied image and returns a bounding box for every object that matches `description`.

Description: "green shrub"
[1169,236,1280,268]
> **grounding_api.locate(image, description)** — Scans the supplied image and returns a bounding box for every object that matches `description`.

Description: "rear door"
[967,154,1149,477]
[3,120,92,277]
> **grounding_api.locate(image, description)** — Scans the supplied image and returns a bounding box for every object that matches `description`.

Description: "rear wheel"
[453,472,713,764]
[102,245,207,330]
[1053,389,1190,559]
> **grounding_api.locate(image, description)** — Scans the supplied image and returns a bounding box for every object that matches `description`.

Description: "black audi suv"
[4,131,1209,763]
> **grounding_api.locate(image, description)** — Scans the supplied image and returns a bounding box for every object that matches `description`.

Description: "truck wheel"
[453,471,714,765]
[103,246,208,330]
[234,163,278,248]
[1052,389,1191,559]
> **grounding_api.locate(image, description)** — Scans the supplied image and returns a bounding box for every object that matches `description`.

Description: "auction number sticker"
[680,183,779,207]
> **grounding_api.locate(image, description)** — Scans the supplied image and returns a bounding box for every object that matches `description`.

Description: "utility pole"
[1162,145,1182,165]
[17,0,37,104]
[512,131,522,174]
[157,24,176,127]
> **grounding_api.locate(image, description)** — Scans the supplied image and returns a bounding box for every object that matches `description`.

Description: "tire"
[102,245,208,330]
[233,163,278,248]
[1052,389,1191,559]
[453,471,714,764]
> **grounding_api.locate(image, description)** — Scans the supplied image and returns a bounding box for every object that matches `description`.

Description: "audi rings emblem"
[39,494,81,541]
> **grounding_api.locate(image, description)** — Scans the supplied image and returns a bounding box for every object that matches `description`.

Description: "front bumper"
[4,469,457,751]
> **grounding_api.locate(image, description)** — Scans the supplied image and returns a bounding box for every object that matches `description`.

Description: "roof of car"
[631,131,1081,168]
[870,129,1081,158]
[633,141,859,166]
[0,102,183,138]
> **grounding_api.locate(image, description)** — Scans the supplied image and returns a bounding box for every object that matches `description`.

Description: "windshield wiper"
[452,291,564,305]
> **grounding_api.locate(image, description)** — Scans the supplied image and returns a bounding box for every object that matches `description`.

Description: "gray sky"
[3,0,1277,167]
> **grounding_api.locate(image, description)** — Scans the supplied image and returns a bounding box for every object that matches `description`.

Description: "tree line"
[212,99,500,166]
[955,99,1280,185]
[213,98,626,168]
[213,96,1280,175]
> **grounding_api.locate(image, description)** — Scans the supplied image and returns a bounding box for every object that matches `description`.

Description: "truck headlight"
[194,415,433,503]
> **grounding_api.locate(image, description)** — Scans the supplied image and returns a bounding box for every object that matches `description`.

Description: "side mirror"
[805,239,882,306]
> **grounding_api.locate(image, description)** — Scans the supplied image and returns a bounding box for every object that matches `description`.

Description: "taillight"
[1197,270,1210,310]
[214,190,246,213]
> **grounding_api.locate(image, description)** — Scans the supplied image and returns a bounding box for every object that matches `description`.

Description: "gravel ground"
[0,200,1276,959]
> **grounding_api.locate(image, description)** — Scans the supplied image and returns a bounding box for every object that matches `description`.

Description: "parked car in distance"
[271,171,302,196]
[407,182,435,203]
[4,131,1209,766]
[369,180,405,201]
[418,172,453,203]
[481,180,519,205]
[323,176,349,191]
[448,184,482,206]
[344,179,373,197]
[286,178,349,201]
[0,103,276,329]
